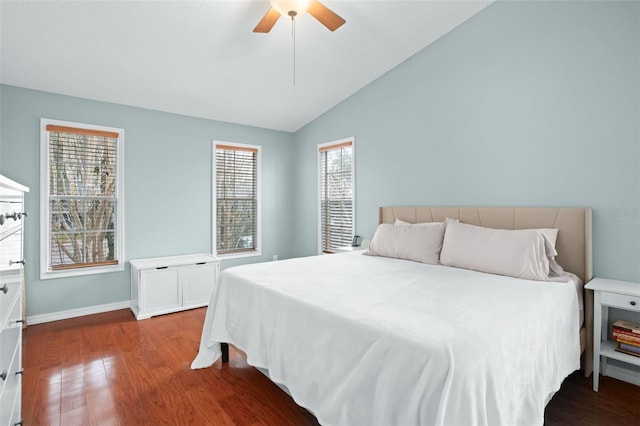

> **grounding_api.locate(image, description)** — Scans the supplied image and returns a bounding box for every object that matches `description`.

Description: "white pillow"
[367,222,446,265]
[537,228,559,254]
[439,221,558,281]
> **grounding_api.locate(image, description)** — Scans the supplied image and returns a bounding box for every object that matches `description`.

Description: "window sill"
[40,263,125,280]
[216,251,262,261]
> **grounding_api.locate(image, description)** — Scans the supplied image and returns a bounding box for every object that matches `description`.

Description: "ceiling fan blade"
[308,0,346,31]
[253,8,281,33]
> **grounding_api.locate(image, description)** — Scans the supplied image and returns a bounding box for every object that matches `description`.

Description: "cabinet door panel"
[182,264,215,307]
[140,268,181,313]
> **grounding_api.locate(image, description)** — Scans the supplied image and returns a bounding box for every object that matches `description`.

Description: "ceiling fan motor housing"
[270,0,312,17]
[254,0,345,33]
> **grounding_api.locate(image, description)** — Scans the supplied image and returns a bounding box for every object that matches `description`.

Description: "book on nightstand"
[615,342,640,358]
[612,319,640,335]
[612,320,640,357]
[613,331,640,345]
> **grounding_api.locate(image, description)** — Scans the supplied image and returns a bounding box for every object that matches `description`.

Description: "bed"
[192,206,593,426]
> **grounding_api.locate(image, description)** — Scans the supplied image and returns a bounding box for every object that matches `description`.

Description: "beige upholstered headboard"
[379,206,594,376]
[380,206,592,282]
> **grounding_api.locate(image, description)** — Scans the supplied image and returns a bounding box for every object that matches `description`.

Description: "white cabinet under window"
[130,254,219,320]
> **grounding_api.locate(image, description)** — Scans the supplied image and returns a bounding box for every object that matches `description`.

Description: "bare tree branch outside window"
[49,130,118,269]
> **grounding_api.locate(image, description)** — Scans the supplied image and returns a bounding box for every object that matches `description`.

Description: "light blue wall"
[1,0,639,319]
[293,0,640,282]
[0,85,294,316]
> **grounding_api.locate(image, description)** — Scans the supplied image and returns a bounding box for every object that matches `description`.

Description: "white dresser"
[0,175,28,426]
[130,254,219,320]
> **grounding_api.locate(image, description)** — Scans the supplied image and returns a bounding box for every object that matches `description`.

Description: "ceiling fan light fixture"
[269,0,312,18]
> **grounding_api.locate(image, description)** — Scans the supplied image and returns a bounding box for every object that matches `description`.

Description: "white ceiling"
[0,0,492,132]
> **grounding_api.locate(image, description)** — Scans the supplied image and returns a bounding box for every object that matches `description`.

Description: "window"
[318,138,355,253]
[213,142,261,258]
[40,119,124,279]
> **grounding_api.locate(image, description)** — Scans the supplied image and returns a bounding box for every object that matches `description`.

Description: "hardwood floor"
[23,308,639,426]
[23,308,318,426]
[545,369,640,426]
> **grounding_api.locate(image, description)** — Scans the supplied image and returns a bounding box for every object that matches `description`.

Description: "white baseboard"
[605,364,640,387]
[27,300,131,325]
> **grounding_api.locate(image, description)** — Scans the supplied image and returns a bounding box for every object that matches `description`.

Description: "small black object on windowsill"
[351,235,361,247]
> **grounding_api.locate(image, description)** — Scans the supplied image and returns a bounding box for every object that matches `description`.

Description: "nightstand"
[585,277,640,391]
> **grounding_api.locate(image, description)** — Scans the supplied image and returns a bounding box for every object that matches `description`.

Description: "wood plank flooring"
[23,308,640,425]
[23,308,318,426]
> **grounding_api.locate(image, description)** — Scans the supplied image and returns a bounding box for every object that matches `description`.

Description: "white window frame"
[40,118,125,280]
[212,140,262,260]
[317,137,356,254]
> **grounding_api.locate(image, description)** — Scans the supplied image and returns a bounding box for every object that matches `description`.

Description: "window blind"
[216,145,258,254]
[320,141,353,253]
[47,125,119,270]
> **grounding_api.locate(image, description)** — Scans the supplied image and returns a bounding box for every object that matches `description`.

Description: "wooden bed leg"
[221,342,229,363]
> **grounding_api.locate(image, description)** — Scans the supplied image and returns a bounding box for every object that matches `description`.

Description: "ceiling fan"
[254,0,346,33]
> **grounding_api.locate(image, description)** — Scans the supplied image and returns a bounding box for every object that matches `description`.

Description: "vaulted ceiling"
[0,0,492,132]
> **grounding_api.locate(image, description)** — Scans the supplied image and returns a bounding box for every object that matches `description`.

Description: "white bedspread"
[192,252,581,426]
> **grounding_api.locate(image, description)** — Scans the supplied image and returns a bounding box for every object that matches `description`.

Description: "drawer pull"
[4,211,23,221]
[631,301,637,306]
[195,262,206,265]
[15,318,25,325]
[0,284,7,294]
[0,211,23,223]
[15,369,24,376]
[14,421,23,426]
[0,371,7,381]
[155,266,168,270]
[9,259,25,266]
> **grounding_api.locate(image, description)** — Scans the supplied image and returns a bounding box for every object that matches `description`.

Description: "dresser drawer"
[0,200,24,240]
[601,291,640,312]
[8,387,21,426]
[0,277,20,328]
[0,228,22,272]
[0,325,20,397]
[0,337,21,426]
[4,289,22,330]
[0,319,22,426]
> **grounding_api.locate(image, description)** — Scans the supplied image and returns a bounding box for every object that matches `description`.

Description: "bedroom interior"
[1,0,639,425]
